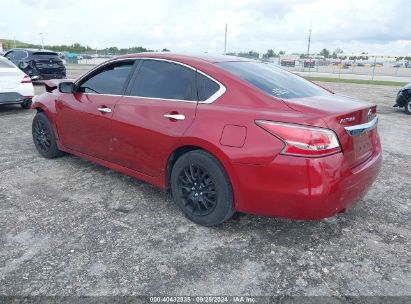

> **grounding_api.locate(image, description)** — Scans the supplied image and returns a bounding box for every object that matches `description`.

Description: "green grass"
[304,76,407,87]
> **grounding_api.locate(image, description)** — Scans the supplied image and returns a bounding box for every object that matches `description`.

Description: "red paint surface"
[32,53,382,220]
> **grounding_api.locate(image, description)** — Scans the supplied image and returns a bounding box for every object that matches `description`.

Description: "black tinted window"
[218,61,329,99]
[130,60,196,101]
[79,61,134,95]
[197,73,220,101]
[32,52,60,60]
[14,50,28,60]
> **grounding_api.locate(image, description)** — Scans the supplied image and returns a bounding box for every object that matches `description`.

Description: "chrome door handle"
[97,107,112,113]
[163,114,185,120]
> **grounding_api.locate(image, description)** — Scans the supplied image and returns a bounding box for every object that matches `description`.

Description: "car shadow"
[0,104,32,113]
[54,152,352,248]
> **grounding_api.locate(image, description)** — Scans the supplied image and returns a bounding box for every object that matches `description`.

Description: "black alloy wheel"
[177,162,217,216]
[171,150,235,226]
[33,119,52,153]
[32,112,65,158]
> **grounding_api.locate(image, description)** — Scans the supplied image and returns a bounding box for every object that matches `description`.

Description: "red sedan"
[32,53,382,226]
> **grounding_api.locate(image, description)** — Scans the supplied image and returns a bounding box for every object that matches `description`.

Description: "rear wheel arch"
[165,144,235,190]
[169,148,236,226]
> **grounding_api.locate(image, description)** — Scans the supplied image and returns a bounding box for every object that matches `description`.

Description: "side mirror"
[59,82,75,93]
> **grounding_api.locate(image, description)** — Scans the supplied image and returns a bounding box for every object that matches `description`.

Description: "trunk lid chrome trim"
[344,116,378,136]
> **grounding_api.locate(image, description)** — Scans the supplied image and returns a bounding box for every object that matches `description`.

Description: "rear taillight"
[21,75,32,83]
[256,120,341,157]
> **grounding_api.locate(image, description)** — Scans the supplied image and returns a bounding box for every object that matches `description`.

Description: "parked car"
[0,56,34,109]
[81,54,93,59]
[3,48,66,80]
[280,59,295,67]
[394,83,411,115]
[303,59,315,68]
[31,53,382,226]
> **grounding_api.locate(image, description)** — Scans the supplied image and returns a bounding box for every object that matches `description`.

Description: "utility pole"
[224,23,227,55]
[306,22,312,56]
[306,22,312,76]
[39,33,44,49]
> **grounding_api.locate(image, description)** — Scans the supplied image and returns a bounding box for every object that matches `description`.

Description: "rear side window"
[13,50,28,60]
[197,73,220,101]
[0,59,15,68]
[130,60,196,101]
[78,61,134,95]
[217,61,329,99]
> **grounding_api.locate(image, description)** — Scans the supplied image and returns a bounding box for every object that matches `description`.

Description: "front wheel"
[32,112,65,158]
[170,150,235,226]
[405,99,411,115]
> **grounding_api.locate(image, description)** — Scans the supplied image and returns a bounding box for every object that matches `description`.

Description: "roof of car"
[8,48,58,54]
[116,52,251,64]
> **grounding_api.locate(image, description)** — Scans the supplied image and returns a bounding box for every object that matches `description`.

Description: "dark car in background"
[3,49,66,81]
[394,83,411,115]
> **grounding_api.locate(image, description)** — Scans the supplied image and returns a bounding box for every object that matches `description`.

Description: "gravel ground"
[0,66,410,297]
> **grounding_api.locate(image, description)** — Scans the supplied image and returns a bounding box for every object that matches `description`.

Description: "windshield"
[217,61,330,99]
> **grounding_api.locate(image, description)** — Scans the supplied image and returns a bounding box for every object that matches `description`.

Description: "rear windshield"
[0,59,15,68]
[32,52,60,59]
[217,61,329,99]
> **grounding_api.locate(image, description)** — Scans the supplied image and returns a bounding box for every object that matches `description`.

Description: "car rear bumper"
[0,92,28,104]
[22,66,66,80]
[231,143,382,220]
[31,73,66,81]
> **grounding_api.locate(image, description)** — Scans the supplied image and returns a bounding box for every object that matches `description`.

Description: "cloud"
[36,18,49,29]
[1,0,410,55]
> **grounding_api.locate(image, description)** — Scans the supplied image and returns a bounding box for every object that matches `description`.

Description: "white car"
[0,56,34,109]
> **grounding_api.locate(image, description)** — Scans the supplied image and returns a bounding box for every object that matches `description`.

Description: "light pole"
[224,23,227,55]
[39,33,44,49]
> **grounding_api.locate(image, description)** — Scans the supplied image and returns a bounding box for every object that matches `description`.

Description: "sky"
[1,0,411,55]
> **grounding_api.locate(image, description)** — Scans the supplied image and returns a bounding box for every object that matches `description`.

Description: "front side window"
[217,61,329,99]
[78,60,134,95]
[130,60,196,101]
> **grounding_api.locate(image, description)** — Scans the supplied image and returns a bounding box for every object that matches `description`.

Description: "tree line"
[0,39,170,54]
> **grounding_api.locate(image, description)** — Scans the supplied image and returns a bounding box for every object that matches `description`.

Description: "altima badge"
[340,117,356,124]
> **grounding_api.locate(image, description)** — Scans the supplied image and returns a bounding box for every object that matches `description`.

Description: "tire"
[170,150,235,226]
[21,100,32,109]
[32,112,65,158]
[405,99,411,115]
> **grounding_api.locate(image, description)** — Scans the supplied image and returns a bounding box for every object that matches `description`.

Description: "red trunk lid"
[283,94,378,167]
